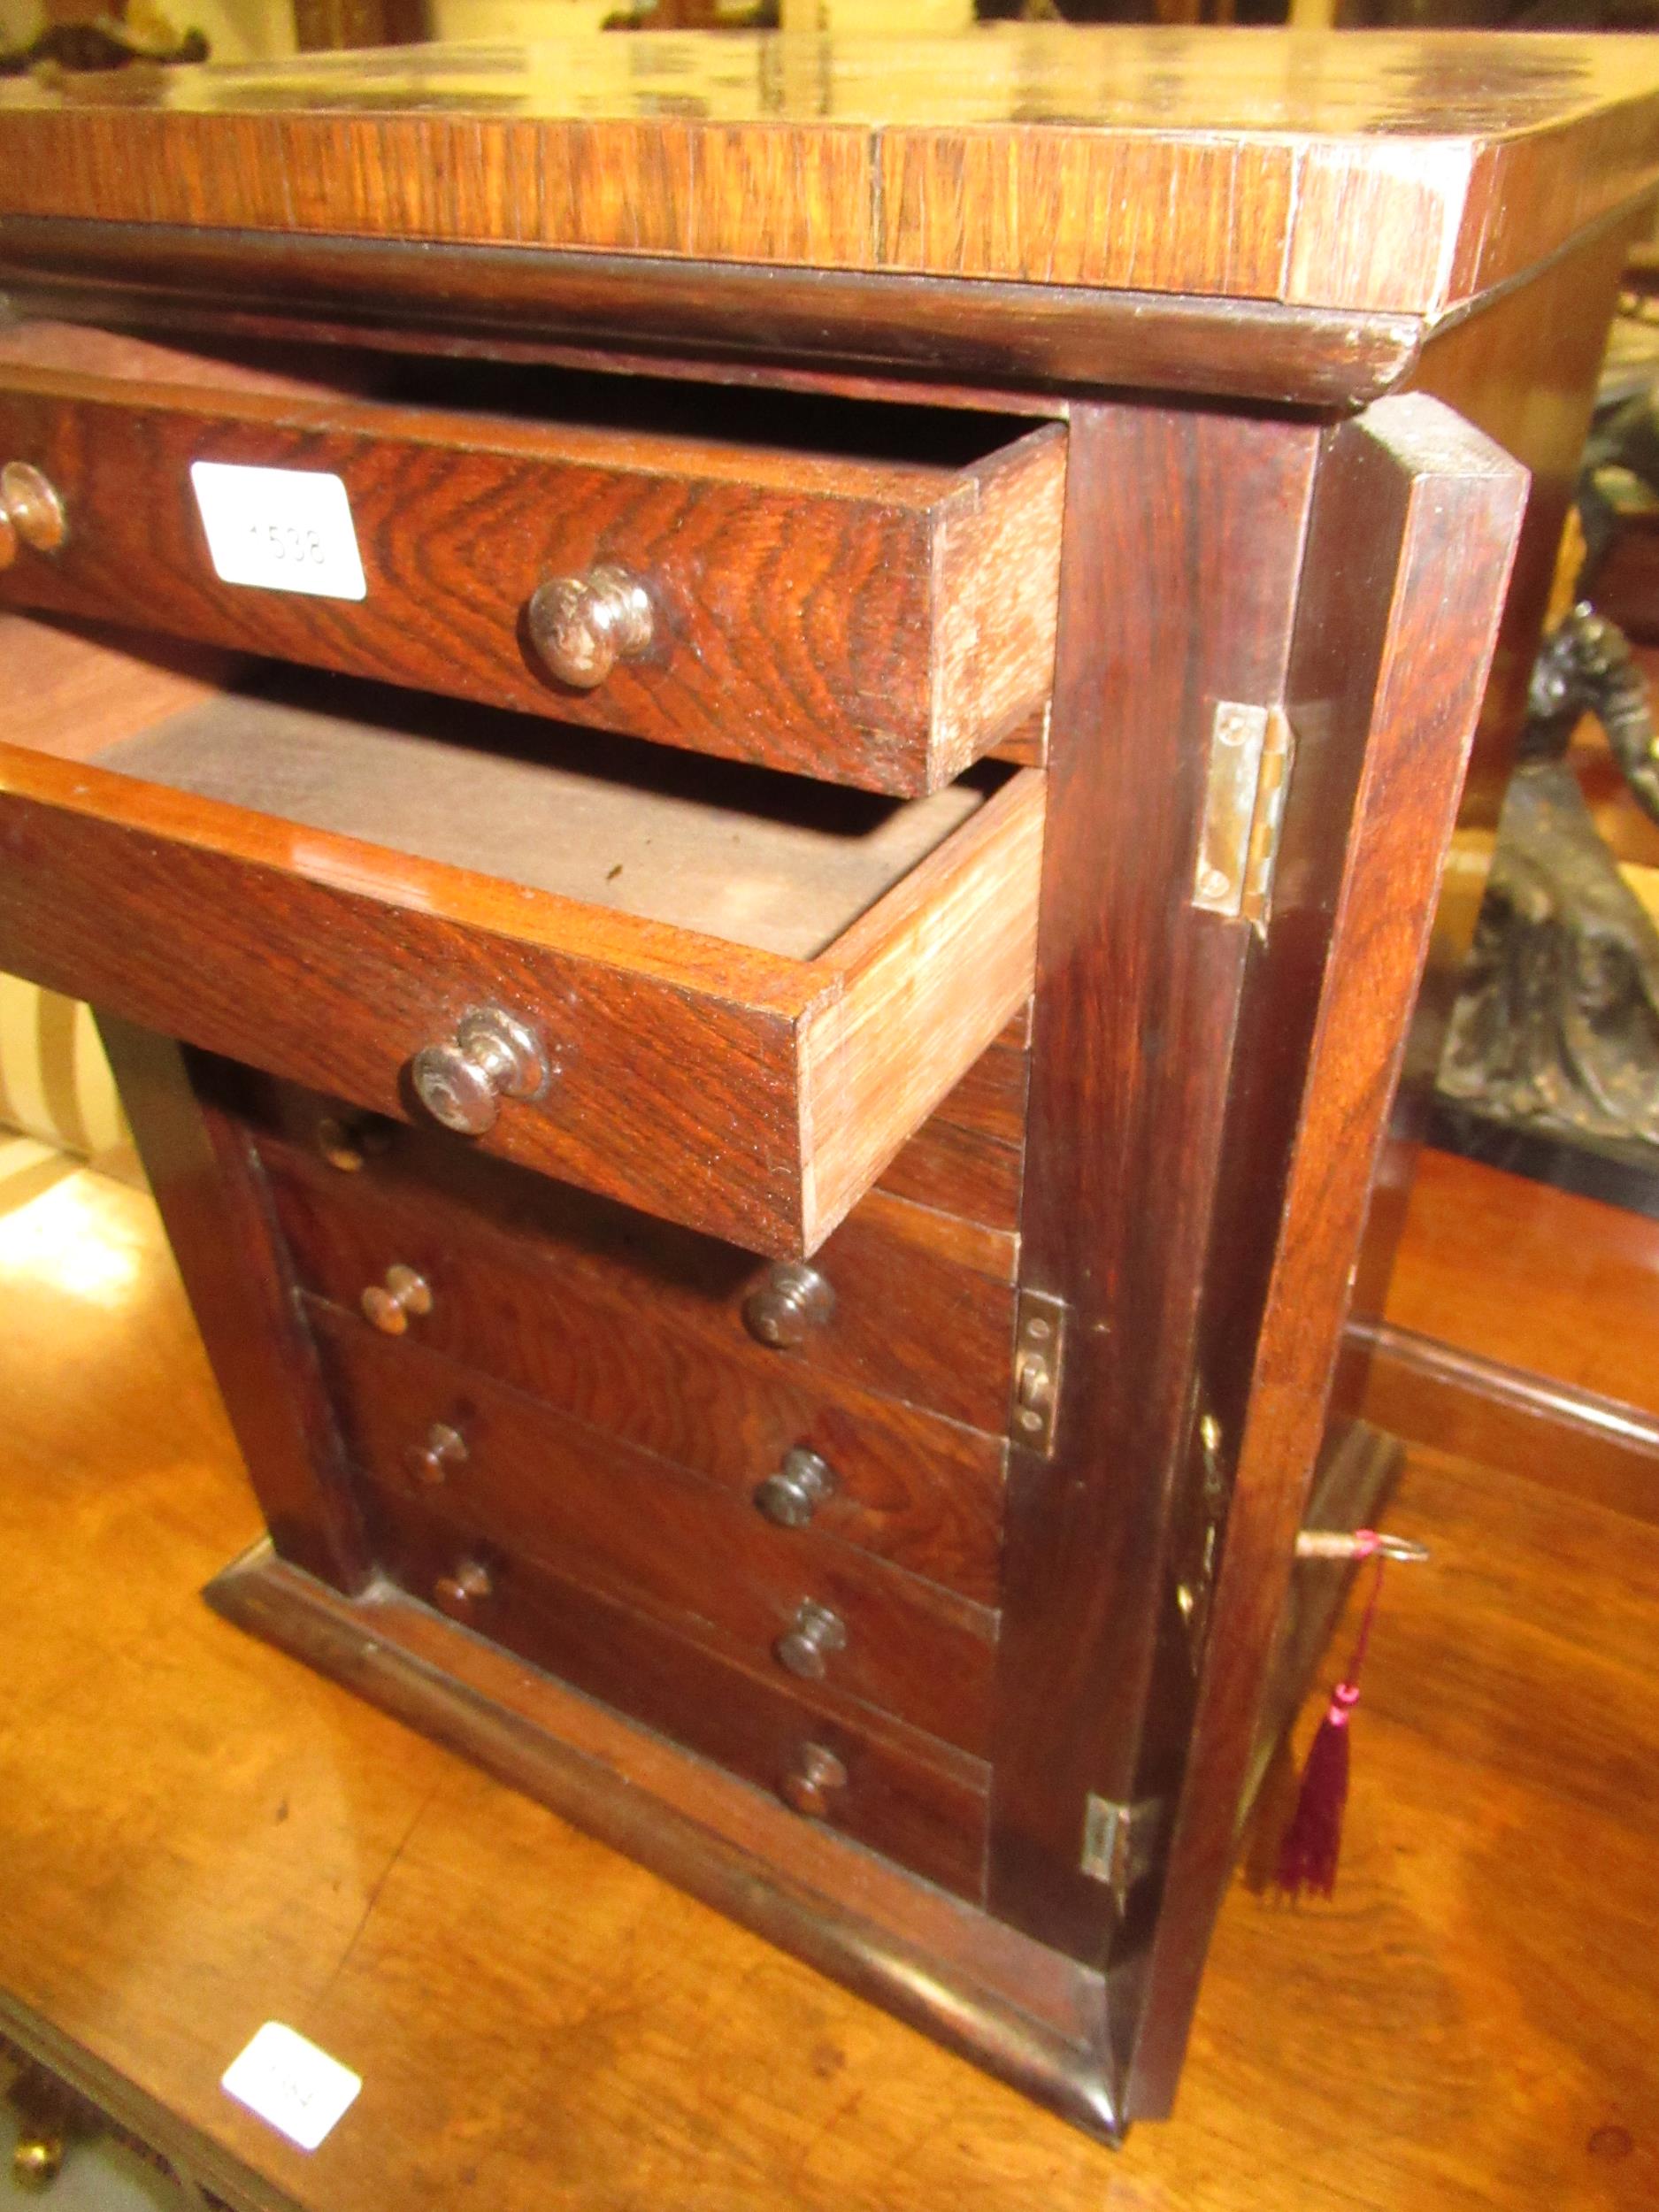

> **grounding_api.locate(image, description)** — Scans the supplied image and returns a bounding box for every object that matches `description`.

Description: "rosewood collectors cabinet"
[0,30,1655,2143]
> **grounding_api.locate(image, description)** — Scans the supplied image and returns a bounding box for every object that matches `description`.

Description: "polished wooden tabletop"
[1,27,1650,133]
[1,1160,1655,2210]
[2,31,1657,317]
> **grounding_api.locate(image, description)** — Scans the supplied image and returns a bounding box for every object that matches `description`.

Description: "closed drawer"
[0,616,1043,1256]
[314,1310,997,1755]
[261,1118,1007,1601]
[250,1096,1018,1440]
[0,322,1064,795]
[369,1482,989,1903]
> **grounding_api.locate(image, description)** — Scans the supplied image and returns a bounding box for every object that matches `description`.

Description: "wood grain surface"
[0,222,1427,411]
[1,32,1656,319]
[875,1110,1024,1233]
[1356,1144,1659,1530]
[0,745,806,1250]
[0,609,241,760]
[206,1539,1112,2131]
[0,619,1044,1256]
[93,683,995,965]
[357,1486,992,1906]
[1356,1317,1659,1533]
[919,1026,1030,1150]
[799,764,1045,1244]
[1125,396,1527,2117]
[989,402,1323,1969]
[239,1076,1011,1604]
[4,1163,1656,2207]
[0,330,1064,793]
[1382,1146,1659,1419]
[250,1108,1019,1440]
[310,1305,1000,1758]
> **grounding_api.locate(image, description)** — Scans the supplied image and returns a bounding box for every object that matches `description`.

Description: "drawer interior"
[0,319,1046,472]
[90,670,1002,963]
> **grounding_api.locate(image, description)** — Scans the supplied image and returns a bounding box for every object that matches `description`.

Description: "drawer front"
[368,1483,989,1903]
[910,1023,1030,1151]
[302,1217,1007,1603]
[314,1310,997,1755]
[878,1110,1025,1233]
[0,332,1064,794]
[254,1106,1019,1439]
[0,624,1045,1256]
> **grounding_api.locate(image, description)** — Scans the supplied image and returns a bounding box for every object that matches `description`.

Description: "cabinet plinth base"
[204,1540,1124,2145]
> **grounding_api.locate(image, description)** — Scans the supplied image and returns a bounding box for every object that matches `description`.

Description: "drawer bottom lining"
[93,669,997,960]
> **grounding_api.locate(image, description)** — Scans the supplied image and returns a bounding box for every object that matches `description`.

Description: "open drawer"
[0,322,1065,795]
[0,616,1044,1255]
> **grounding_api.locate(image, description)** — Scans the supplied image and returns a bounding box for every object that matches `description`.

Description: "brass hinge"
[1010,1288,1066,1456]
[1080,1794,1164,1913]
[1192,702,1294,936]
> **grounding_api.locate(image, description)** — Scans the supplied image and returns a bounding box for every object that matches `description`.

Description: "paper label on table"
[189,463,367,601]
[221,2022,362,2150]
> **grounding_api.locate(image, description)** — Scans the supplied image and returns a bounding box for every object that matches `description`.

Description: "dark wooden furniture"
[7,1165,1659,2212]
[0,29,1655,2143]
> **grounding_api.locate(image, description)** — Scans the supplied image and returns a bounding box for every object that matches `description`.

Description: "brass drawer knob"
[314,1111,391,1173]
[434,1558,493,1617]
[742,1262,834,1350]
[526,564,653,689]
[360,1263,432,1335]
[780,1743,848,1820]
[407,1421,467,1487]
[754,1448,835,1529]
[411,1006,549,1136]
[0,461,66,570]
[774,1598,847,1681]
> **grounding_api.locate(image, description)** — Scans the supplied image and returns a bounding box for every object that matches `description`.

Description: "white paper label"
[190,463,367,601]
[221,2022,362,2150]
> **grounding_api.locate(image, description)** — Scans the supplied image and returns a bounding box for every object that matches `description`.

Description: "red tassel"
[1273,1549,1386,1901]
[1274,1680,1356,1897]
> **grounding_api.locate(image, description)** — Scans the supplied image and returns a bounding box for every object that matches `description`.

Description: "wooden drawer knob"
[742,1263,834,1349]
[780,1743,848,1820]
[360,1263,432,1335]
[526,565,653,689]
[434,1559,493,1617]
[773,1598,847,1681]
[754,1448,835,1529]
[411,1006,549,1136]
[407,1421,467,1488]
[0,462,65,570]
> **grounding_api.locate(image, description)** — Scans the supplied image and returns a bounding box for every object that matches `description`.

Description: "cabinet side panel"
[1122,397,1525,2118]
[987,403,1320,1962]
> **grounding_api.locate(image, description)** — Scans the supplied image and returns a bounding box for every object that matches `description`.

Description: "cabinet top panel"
[1,29,1657,321]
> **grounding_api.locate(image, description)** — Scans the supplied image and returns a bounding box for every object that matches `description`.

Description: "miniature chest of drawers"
[1,29,1656,2141]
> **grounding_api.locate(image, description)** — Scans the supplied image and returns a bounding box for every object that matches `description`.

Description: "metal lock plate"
[1010,1288,1066,1456]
